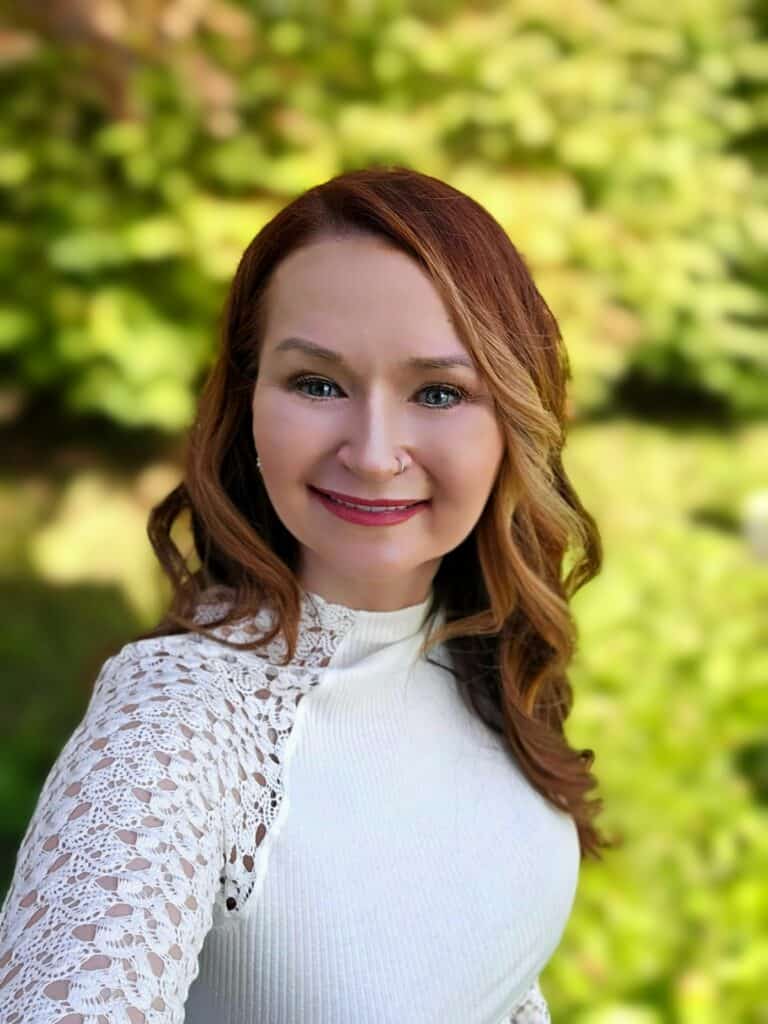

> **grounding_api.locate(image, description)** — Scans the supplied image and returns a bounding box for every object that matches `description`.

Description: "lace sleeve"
[507,978,551,1022]
[0,641,236,1024]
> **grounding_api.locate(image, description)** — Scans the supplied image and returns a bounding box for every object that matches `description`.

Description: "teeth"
[326,495,414,512]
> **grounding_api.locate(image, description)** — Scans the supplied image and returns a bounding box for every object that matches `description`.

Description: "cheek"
[252,390,314,463]
[435,415,503,480]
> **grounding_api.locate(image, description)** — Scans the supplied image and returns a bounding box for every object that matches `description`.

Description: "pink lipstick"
[309,486,430,526]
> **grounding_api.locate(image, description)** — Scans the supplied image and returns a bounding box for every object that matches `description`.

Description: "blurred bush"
[550,421,768,1022]
[1,2,767,1021]
[1,0,767,428]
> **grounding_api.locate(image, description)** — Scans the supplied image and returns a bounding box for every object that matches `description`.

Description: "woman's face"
[251,234,505,611]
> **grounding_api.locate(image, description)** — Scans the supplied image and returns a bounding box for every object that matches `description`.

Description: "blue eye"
[293,376,339,401]
[288,374,471,409]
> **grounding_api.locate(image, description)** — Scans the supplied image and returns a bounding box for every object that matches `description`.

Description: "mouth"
[308,486,429,511]
[308,486,431,525]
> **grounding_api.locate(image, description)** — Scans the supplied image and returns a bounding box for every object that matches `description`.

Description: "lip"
[309,486,428,508]
[309,487,430,527]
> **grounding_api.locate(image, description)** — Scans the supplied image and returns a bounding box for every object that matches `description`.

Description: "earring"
[256,454,261,470]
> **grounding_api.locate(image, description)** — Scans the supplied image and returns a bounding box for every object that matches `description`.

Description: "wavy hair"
[140,165,616,863]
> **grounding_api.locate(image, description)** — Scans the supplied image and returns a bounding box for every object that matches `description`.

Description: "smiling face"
[251,233,505,611]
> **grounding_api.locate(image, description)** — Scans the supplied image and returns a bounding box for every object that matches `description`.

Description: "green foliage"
[1,421,766,1019]
[1,2,766,1019]
[543,421,768,1022]
[1,0,767,428]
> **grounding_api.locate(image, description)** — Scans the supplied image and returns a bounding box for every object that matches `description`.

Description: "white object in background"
[742,490,768,561]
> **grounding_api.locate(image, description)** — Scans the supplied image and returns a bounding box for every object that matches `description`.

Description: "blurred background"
[1,1,766,1020]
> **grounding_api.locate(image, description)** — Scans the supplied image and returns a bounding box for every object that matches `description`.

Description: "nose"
[336,392,411,479]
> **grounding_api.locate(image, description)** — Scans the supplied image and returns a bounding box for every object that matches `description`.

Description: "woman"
[0,166,613,1023]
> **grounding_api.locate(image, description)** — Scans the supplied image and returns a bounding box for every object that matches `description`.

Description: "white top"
[0,585,580,1023]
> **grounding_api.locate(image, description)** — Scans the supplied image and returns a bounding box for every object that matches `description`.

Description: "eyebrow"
[273,336,478,373]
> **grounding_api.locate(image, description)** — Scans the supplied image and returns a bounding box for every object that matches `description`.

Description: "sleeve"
[0,642,233,1024]
[507,978,551,1022]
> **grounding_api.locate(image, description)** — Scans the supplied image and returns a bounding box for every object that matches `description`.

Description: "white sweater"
[0,586,580,1024]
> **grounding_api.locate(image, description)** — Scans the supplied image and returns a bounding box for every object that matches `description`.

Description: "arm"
[0,641,232,1024]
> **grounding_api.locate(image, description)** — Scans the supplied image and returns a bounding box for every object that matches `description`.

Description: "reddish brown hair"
[142,165,616,862]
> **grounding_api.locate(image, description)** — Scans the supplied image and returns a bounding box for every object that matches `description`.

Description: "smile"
[309,487,430,526]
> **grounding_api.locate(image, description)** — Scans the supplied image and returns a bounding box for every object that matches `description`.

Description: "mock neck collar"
[301,588,437,670]
[193,584,440,672]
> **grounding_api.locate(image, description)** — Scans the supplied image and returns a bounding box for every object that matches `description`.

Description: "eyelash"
[287,374,475,410]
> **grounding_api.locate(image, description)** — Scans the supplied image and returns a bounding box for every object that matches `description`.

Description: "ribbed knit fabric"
[0,586,580,1024]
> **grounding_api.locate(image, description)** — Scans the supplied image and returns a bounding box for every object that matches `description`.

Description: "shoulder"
[76,633,280,798]
[91,632,314,922]
[87,632,312,797]
[63,634,252,784]
[0,642,262,1021]
[93,630,275,711]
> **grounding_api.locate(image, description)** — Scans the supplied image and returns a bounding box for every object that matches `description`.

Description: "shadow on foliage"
[733,740,768,807]
[0,388,182,477]
[606,365,737,427]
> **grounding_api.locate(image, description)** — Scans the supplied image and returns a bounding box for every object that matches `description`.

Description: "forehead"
[261,236,475,376]
[265,236,454,327]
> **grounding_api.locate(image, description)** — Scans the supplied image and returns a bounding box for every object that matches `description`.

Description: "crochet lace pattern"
[0,589,551,1023]
[508,982,551,1023]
